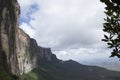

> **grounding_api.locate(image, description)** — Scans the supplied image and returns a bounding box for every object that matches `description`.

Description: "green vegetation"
[19,69,52,80]
[101,0,120,58]
[0,67,13,80]
[19,72,38,80]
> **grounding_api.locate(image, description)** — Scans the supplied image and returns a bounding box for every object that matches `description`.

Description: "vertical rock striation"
[0,0,20,75]
[0,0,58,76]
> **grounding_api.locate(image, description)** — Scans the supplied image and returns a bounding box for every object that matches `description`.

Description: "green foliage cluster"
[101,0,120,58]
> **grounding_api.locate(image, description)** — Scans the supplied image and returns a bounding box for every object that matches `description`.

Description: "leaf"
[108,45,113,48]
[110,35,113,39]
[107,42,113,46]
[102,39,108,42]
[104,35,109,39]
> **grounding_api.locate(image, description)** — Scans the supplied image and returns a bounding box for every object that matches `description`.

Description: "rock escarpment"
[0,0,58,76]
[37,46,58,63]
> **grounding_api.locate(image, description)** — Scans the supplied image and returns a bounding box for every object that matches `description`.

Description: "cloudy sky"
[18,0,120,70]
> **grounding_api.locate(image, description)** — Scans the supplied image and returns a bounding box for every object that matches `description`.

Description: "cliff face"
[0,0,20,75]
[16,29,37,75]
[0,0,58,76]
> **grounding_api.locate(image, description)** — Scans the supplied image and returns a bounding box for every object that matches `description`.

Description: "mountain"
[0,0,120,80]
[81,58,120,71]
[19,60,120,80]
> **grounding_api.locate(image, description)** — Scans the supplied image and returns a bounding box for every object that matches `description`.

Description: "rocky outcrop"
[37,46,59,63]
[37,47,53,61]
[0,0,58,76]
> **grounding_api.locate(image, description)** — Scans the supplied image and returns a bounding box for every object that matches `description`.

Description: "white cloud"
[54,48,109,61]
[18,0,120,69]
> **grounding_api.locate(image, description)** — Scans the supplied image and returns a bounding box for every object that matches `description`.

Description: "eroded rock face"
[0,0,20,75]
[0,0,59,76]
[16,29,37,75]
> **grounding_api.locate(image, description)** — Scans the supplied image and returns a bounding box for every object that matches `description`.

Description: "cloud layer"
[18,0,105,48]
[18,0,119,69]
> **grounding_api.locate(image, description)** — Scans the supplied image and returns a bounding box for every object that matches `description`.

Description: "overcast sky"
[18,0,120,70]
